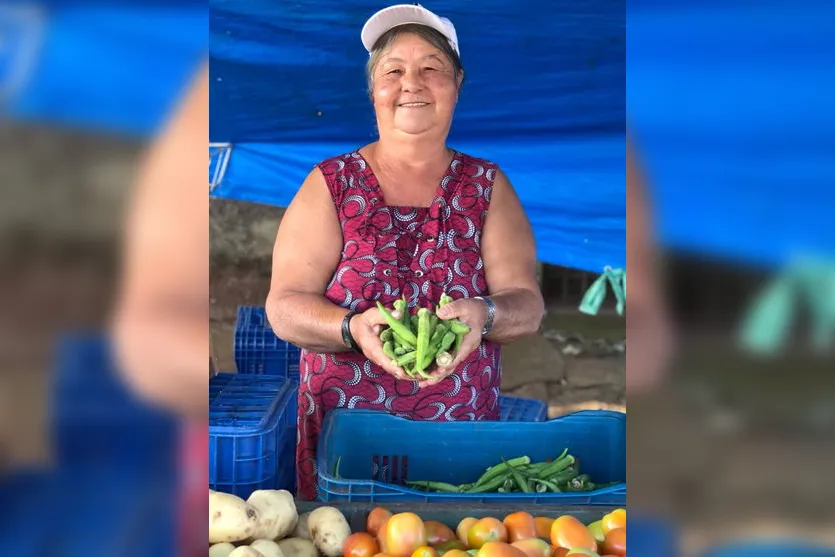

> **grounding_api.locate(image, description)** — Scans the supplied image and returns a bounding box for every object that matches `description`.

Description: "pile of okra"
[376,293,470,379]
[405,450,608,494]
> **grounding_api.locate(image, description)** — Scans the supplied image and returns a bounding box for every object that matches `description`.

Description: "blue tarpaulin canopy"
[7,1,835,272]
[207,0,626,273]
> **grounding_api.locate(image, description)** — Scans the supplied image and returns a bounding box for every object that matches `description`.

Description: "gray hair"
[366,23,463,96]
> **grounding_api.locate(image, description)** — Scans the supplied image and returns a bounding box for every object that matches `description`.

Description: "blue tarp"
[7,2,835,271]
[208,0,626,273]
[3,3,206,137]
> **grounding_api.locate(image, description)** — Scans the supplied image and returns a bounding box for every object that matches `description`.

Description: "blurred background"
[2,0,835,556]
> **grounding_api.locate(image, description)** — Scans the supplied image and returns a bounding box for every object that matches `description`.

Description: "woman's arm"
[265,168,355,352]
[111,64,209,417]
[266,169,417,379]
[437,169,545,346]
[626,140,673,392]
[477,169,546,342]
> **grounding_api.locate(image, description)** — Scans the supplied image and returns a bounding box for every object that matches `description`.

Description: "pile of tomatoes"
[342,506,626,557]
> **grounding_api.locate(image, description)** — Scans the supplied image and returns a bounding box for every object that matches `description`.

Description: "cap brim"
[361,4,457,55]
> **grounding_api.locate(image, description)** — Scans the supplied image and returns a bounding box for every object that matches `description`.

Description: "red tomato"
[411,546,440,557]
[503,512,538,542]
[368,507,393,537]
[511,538,552,557]
[385,512,429,557]
[549,516,597,552]
[476,541,528,557]
[468,518,509,549]
[534,517,555,540]
[344,532,380,557]
[436,540,468,553]
[600,510,625,535]
[457,517,478,546]
[425,520,456,546]
[599,527,625,556]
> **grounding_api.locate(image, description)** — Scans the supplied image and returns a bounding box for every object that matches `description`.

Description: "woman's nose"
[401,68,425,91]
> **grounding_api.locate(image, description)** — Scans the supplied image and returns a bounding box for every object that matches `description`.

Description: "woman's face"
[371,32,461,138]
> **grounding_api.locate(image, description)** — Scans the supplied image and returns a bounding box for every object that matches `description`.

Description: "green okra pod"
[376,301,417,345]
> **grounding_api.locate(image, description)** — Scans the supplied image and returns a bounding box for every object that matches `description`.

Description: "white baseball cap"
[361,4,460,57]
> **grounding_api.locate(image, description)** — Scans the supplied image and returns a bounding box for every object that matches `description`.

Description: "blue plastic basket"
[316,409,625,504]
[234,306,302,377]
[209,373,298,499]
[499,394,548,421]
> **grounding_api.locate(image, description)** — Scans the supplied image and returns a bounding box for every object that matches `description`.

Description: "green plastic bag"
[579,266,626,317]
[740,258,835,354]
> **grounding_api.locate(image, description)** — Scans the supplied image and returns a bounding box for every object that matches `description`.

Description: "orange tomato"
[411,546,440,557]
[468,517,509,549]
[511,538,552,557]
[503,512,538,542]
[457,517,478,545]
[344,532,380,557]
[368,507,393,537]
[599,527,625,556]
[551,548,569,557]
[476,541,528,557]
[378,517,390,553]
[443,551,472,557]
[600,510,625,535]
[425,520,457,546]
[534,517,555,540]
[373,554,398,557]
[565,549,600,556]
[549,516,597,552]
[436,540,468,553]
[385,512,429,557]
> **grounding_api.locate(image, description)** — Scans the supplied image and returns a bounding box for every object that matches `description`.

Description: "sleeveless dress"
[296,149,503,500]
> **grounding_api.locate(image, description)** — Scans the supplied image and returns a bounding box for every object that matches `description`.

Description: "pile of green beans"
[376,293,470,379]
[404,450,610,494]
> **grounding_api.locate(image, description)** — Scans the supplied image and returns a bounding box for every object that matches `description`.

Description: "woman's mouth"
[398,102,430,108]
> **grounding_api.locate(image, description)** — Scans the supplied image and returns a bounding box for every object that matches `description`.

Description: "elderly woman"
[266,4,545,500]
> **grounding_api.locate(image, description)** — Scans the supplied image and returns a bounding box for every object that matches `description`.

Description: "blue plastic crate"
[50,333,177,473]
[499,394,548,421]
[209,373,298,499]
[317,408,625,505]
[234,306,302,377]
[702,542,835,557]
[0,469,176,557]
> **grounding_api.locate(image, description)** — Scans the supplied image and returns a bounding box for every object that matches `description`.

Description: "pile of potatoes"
[209,490,351,557]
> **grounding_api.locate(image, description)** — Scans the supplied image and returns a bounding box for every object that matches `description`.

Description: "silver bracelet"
[473,296,496,336]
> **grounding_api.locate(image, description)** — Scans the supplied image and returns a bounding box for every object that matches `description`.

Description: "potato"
[246,489,298,541]
[209,542,236,557]
[250,539,285,557]
[209,491,261,543]
[307,506,351,557]
[293,512,312,540]
[228,548,264,557]
[277,538,318,557]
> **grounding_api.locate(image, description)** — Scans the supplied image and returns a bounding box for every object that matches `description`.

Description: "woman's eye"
[424,67,436,71]
[387,69,402,75]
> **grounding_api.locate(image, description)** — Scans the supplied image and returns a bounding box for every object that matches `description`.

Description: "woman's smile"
[398,101,431,108]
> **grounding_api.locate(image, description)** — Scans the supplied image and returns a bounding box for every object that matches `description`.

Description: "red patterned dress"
[296,149,502,500]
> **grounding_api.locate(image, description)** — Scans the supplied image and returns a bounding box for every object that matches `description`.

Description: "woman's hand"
[350,307,412,381]
[416,298,488,388]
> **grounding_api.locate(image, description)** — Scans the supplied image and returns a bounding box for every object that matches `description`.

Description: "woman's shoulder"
[453,150,502,177]
[314,149,364,171]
